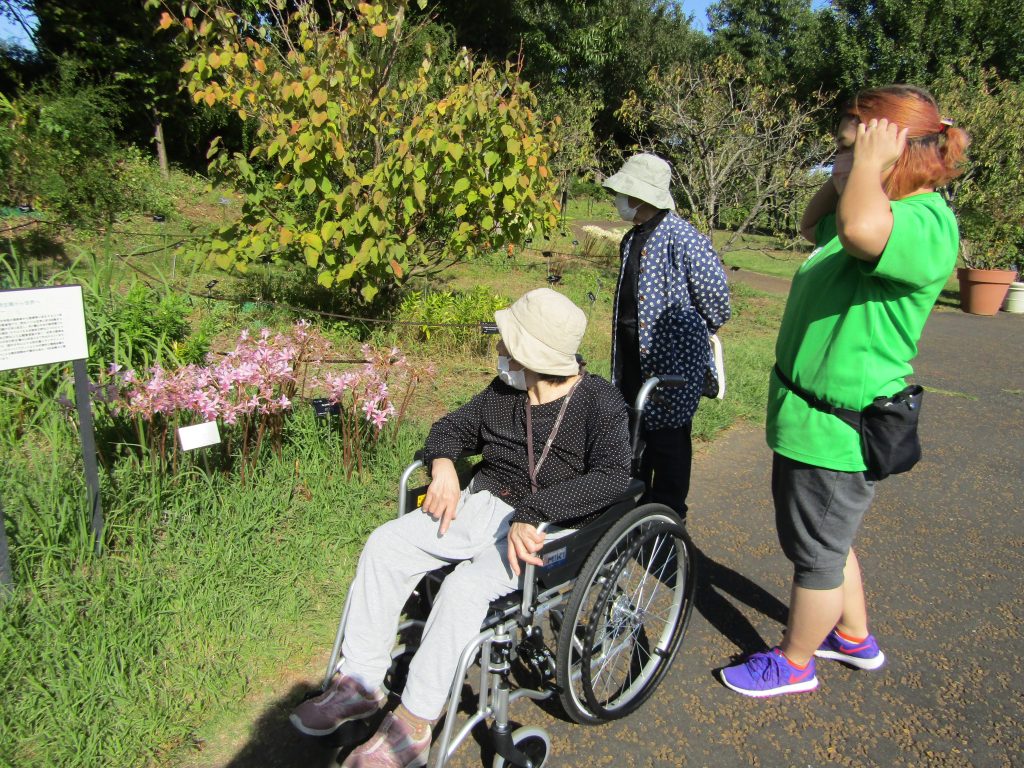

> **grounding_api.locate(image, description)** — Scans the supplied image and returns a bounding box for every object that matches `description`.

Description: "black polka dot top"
[422,374,632,528]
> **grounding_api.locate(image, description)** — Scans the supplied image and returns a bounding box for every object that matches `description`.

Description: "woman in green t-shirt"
[721,85,970,697]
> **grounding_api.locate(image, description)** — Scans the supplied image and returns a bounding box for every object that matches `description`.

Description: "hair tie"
[938,117,954,134]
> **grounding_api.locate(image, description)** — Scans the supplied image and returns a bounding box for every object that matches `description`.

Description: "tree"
[816,0,1024,101]
[418,0,709,160]
[618,58,833,244]
[933,63,1024,269]
[707,0,821,95]
[164,0,561,303]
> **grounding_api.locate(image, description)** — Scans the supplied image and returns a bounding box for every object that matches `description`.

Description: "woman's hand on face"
[422,458,462,535]
[507,521,546,577]
[853,118,908,174]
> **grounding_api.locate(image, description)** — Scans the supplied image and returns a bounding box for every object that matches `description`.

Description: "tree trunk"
[154,113,169,179]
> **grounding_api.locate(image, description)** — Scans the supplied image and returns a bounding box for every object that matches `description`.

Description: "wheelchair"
[317,376,697,768]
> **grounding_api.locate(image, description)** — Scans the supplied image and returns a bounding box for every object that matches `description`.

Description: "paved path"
[212,289,1023,767]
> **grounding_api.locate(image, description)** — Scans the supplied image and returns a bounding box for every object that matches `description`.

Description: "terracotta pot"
[956,267,1018,315]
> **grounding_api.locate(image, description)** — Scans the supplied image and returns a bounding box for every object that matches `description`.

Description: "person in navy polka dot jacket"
[603,153,731,519]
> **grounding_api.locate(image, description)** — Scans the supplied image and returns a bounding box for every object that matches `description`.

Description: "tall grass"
[0,399,425,767]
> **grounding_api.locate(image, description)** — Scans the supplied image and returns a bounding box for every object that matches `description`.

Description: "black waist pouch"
[774,364,923,481]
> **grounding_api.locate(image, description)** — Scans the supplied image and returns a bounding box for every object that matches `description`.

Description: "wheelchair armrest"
[397,452,483,518]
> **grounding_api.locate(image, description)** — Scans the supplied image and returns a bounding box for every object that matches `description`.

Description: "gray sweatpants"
[339,487,570,720]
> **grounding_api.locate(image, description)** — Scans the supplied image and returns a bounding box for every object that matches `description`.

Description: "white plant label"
[0,285,89,371]
[178,421,221,451]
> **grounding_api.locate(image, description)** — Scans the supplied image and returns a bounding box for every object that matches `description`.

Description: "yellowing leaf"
[234,52,248,68]
[503,195,515,212]
[448,144,464,161]
[526,155,538,167]
[311,111,328,127]
[301,232,323,252]
[413,180,426,206]
[304,177,316,194]
[371,23,388,38]
[279,228,294,246]
[208,52,221,68]
[390,259,404,278]
[312,88,328,107]
[507,139,521,155]
[158,11,173,30]
[254,58,266,74]
[204,91,217,107]
[304,247,319,268]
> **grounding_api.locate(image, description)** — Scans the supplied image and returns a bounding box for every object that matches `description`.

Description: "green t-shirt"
[767,192,959,471]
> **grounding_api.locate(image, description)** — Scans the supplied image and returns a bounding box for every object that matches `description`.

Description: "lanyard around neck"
[525,374,585,494]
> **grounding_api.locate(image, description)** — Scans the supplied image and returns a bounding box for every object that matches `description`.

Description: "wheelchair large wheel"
[555,504,694,724]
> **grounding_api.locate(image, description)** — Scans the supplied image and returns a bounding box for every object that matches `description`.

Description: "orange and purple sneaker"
[719,647,818,697]
[815,628,886,670]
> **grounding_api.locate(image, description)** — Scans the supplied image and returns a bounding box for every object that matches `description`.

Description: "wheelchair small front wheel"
[491,727,551,768]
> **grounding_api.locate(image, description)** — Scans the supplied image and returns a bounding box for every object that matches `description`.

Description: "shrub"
[395,286,508,353]
[161,0,562,303]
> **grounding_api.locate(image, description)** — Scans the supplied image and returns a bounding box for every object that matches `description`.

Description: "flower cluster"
[117,324,307,425]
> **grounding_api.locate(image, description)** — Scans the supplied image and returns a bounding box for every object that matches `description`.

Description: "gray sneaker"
[290,674,387,736]
[341,712,431,768]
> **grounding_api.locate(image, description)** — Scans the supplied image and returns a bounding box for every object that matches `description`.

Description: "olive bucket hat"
[602,153,676,211]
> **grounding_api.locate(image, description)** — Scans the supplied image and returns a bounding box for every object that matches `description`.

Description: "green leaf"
[361,284,379,302]
[413,180,426,206]
[317,271,334,288]
[453,177,470,195]
[481,215,494,229]
[507,139,521,155]
[503,195,515,212]
[304,247,319,267]
[448,144,464,161]
[483,151,500,167]
[304,177,316,195]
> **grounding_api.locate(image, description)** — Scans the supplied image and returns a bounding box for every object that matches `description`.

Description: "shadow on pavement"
[691,545,788,659]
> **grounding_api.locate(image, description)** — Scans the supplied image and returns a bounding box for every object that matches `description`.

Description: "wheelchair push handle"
[630,375,688,450]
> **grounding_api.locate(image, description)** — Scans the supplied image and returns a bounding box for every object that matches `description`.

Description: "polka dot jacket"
[422,374,632,528]
[612,211,731,430]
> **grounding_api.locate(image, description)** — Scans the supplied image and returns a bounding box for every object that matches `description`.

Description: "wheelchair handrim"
[565,513,690,717]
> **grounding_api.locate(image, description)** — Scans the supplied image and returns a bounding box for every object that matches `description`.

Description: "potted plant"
[955,229,1020,316]
[935,65,1024,315]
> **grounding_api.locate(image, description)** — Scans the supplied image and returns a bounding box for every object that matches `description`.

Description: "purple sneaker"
[815,628,886,670]
[341,712,431,768]
[290,674,386,737]
[720,648,818,697]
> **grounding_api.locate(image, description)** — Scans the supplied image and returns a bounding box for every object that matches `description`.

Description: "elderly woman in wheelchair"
[291,288,696,768]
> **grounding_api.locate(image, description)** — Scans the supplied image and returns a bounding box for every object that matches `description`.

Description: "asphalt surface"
[215,288,1023,768]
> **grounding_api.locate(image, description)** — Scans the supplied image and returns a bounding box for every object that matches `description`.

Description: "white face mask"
[614,193,641,223]
[497,355,528,391]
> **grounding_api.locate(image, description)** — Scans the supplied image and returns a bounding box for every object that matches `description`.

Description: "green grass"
[0,197,789,768]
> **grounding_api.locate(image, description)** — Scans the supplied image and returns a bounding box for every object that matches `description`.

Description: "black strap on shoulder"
[773,364,861,428]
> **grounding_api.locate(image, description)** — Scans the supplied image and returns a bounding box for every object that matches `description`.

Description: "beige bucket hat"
[494,288,586,376]
[602,153,676,211]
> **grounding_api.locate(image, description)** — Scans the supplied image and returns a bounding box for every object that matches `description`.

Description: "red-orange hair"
[846,85,970,200]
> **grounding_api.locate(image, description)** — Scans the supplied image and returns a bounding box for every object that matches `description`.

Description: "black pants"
[639,423,693,518]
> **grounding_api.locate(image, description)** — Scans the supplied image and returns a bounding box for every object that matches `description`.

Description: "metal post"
[0,495,11,599]
[72,358,103,555]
